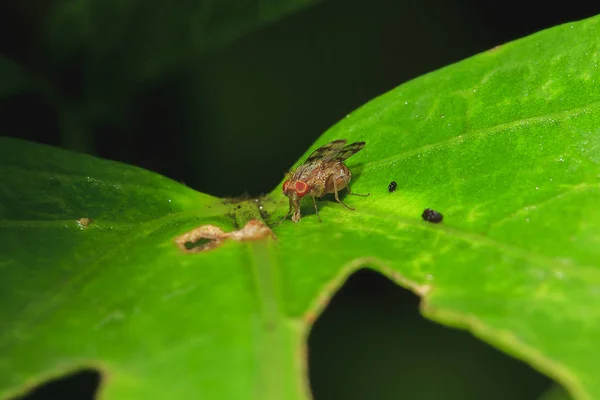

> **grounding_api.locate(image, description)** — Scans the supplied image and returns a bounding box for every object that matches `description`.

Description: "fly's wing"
[291,139,347,180]
[304,139,347,164]
[291,140,366,181]
[332,141,366,162]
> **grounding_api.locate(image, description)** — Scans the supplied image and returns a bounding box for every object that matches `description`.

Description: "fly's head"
[282,179,310,222]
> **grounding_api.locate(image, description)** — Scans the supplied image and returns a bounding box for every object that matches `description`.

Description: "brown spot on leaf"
[175,219,276,253]
[76,218,91,229]
[175,224,224,252]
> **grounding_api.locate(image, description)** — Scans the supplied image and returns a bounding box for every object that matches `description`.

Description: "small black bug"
[422,208,443,223]
[388,181,397,192]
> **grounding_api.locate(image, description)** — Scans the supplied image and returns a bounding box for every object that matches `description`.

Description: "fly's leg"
[277,206,293,225]
[312,196,322,222]
[344,175,370,197]
[333,177,355,210]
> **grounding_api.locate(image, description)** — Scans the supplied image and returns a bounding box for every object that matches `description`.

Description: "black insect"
[388,181,397,192]
[422,208,443,223]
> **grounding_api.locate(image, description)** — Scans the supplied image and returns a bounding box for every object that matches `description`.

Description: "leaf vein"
[355,100,600,171]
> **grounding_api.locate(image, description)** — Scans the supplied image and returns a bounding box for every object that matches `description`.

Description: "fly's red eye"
[295,181,309,197]
[282,180,290,192]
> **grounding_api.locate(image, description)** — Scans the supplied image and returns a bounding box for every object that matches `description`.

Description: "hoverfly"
[281,139,369,223]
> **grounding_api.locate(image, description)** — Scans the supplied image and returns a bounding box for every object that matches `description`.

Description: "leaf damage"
[76,218,91,229]
[175,219,276,253]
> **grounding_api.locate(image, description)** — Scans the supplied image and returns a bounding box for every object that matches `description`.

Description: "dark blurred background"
[1,0,599,197]
[3,0,596,399]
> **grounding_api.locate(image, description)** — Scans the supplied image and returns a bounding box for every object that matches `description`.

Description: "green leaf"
[2,14,600,400]
[269,15,600,400]
[0,137,305,399]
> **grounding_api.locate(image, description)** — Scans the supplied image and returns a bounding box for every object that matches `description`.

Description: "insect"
[388,181,397,192]
[422,208,443,223]
[281,139,369,223]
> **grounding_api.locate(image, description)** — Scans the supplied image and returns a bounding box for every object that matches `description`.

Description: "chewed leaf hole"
[308,268,556,400]
[12,368,101,400]
[183,237,216,251]
[175,220,276,253]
